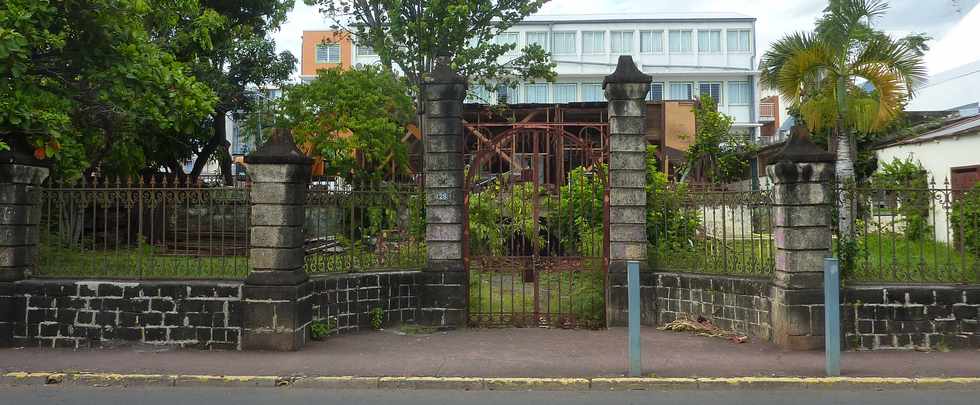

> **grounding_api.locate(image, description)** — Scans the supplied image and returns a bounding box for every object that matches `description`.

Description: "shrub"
[310,318,337,340]
[646,146,701,253]
[951,184,980,257]
[872,157,931,241]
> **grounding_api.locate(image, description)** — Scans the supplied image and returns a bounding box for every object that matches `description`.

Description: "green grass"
[845,234,979,283]
[650,238,776,278]
[468,266,604,328]
[37,244,249,279]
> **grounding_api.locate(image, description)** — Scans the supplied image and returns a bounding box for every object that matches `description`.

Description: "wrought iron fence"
[648,184,776,277]
[37,176,251,279]
[304,180,425,273]
[834,183,980,283]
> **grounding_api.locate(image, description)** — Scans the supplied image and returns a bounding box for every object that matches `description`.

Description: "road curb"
[3,372,980,391]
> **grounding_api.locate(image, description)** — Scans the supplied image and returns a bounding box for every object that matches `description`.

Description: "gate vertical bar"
[421,57,468,327]
[604,56,652,327]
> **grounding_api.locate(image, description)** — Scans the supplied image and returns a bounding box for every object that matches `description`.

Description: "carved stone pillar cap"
[424,56,467,85]
[603,56,653,88]
[244,128,312,165]
[770,125,835,163]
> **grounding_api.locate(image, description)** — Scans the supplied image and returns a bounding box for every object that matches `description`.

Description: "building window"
[698,30,722,53]
[355,41,376,56]
[728,81,751,105]
[582,31,606,54]
[699,82,722,102]
[525,83,549,103]
[494,85,518,104]
[647,82,664,101]
[610,31,633,54]
[668,30,693,53]
[495,32,519,53]
[640,30,664,53]
[526,31,549,51]
[467,85,495,104]
[582,83,603,102]
[551,32,576,55]
[553,83,577,103]
[315,43,341,63]
[727,29,752,52]
[669,82,693,100]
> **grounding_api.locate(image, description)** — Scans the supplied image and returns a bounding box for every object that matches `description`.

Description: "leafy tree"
[306,0,556,94]
[872,156,931,240]
[759,0,928,245]
[168,0,297,183]
[681,96,754,183]
[269,67,415,182]
[0,0,217,178]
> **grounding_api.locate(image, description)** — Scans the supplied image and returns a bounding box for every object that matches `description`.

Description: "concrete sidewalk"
[1,327,979,378]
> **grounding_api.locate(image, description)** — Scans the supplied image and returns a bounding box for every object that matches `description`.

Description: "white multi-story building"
[352,12,765,137]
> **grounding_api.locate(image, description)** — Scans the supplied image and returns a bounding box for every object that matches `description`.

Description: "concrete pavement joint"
[2,372,980,390]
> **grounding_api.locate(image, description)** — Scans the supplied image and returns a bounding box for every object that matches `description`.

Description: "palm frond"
[759,32,836,104]
[851,33,928,97]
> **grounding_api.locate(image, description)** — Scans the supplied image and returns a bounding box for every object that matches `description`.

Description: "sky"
[272,0,980,80]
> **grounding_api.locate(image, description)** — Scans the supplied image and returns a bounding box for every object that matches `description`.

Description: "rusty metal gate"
[463,117,609,328]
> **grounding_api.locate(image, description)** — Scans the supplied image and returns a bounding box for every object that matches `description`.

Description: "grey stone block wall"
[0,162,48,346]
[10,279,241,349]
[604,56,651,327]
[311,271,420,334]
[844,285,980,350]
[655,272,773,341]
[420,58,467,327]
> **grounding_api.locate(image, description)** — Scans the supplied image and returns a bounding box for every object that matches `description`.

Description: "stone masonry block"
[424,153,463,171]
[427,99,462,118]
[0,247,33,268]
[609,151,646,170]
[251,204,305,227]
[609,188,645,206]
[424,171,463,189]
[773,182,832,205]
[425,223,463,242]
[610,241,646,261]
[250,247,305,270]
[609,223,646,242]
[609,206,645,224]
[0,184,39,205]
[773,205,831,227]
[773,270,824,289]
[0,164,49,186]
[426,119,463,137]
[774,227,831,250]
[609,134,647,152]
[775,249,831,273]
[609,169,646,188]
[607,101,647,118]
[609,117,645,135]
[247,164,310,184]
[426,241,462,261]
[0,225,38,246]
[426,206,463,224]
[250,226,304,249]
[250,183,307,205]
[0,205,39,226]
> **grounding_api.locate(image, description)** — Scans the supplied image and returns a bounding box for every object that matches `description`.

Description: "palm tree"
[759,0,927,243]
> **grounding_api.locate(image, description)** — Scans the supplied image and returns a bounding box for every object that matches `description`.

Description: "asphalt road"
[2,386,978,405]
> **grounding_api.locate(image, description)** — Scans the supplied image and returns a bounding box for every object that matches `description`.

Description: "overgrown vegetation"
[871,156,931,241]
[310,318,337,340]
[951,184,980,258]
[680,96,754,183]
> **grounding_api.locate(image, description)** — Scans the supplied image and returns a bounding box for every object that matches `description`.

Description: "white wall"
[907,60,980,112]
[875,134,980,243]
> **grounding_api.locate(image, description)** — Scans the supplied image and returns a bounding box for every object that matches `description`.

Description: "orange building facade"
[300,31,353,80]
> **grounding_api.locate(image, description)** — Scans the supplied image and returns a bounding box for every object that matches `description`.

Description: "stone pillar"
[603,56,654,326]
[419,57,467,327]
[241,129,314,351]
[767,127,836,350]
[0,146,49,347]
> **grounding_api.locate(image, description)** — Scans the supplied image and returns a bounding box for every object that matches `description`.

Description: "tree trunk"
[835,77,857,256]
[190,110,228,179]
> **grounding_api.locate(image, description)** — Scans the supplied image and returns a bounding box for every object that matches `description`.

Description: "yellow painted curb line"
[3,372,980,390]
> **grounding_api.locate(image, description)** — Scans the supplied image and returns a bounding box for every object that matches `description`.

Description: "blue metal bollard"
[824,257,841,376]
[628,261,642,377]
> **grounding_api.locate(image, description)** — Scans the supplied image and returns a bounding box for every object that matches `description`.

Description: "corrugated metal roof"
[517,12,756,24]
[890,115,980,146]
